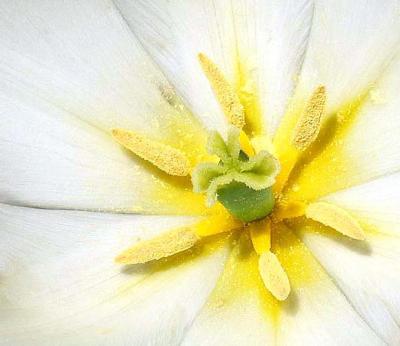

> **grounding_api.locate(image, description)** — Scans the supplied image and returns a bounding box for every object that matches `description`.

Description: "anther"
[198,53,245,128]
[306,201,366,240]
[292,86,326,150]
[112,128,191,176]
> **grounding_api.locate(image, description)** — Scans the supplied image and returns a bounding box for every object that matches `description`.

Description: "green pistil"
[192,127,280,222]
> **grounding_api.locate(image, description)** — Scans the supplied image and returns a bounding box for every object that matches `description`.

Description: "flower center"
[111,52,368,302]
[191,126,280,222]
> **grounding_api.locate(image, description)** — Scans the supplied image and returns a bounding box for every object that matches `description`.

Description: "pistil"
[192,126,280,222]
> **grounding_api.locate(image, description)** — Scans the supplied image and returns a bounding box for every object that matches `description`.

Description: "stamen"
[306,202,366,240]
[198,53,245,128]
[111,128,191,176]
[115,227,199,264]
[274,85,326,193]
[249,218,271,254]
[258,251,291,301]
[292,86,326,150]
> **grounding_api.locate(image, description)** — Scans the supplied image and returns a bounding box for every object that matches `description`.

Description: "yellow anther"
[249,218,271,254]
[111,128,191,176]
[115,227,199,264]
[292,86,326,150]
[272,200,306,223]
[198,53,245,128]
[258,251,291,301]
[194,207,242,237]
[239,131,255,157]
[306,202,366,240]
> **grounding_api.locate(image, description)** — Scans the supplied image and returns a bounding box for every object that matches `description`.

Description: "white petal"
[182,233,275,345]
[294,221,400,345]
[321,173,400,236]
[296,173,400,343]
[0,1,211,213]
[0,204,228,345]
[0,0,205,134]
[0,91,205,214]
[285,51,400,202]
[114,0,314,135]
[295,0,400,114]
[274,226,384,345]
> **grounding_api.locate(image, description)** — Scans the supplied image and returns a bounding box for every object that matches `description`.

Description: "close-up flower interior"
[1,0,400,345]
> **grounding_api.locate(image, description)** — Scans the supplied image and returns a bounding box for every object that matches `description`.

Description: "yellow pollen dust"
[258,251,290,301]
[306,202,366,240]
[115,227,199,264]
[198,53,245,128]
[111,128,191,176]
[292,86,326,150]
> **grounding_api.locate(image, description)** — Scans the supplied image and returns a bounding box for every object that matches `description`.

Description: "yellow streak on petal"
[273,86,326,194]
[249,218,271,254]
[198,53,245,128]
[282,95,367,203]
[112,128,191,176]
[115,227,200,264]
[194,205,243,237]
[239,130,255,156]
[306,202,366,240]
[292,86,326,150]
[258,251,290,301]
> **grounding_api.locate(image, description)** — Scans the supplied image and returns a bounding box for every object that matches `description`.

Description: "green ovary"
[192,126,280,223]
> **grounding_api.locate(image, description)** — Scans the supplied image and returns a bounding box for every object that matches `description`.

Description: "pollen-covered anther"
[306,201,366,240]
[259,251,291,301]
[292,85,326,150]
[111,128,191,176]
[198,53,245,128]
[115,227,199,264]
